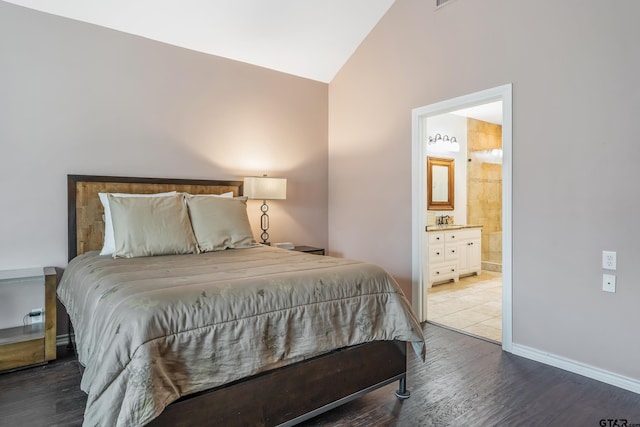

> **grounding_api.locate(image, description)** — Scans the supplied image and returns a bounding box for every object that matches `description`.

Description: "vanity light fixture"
[243,175,287,245]
[427,133,460,153]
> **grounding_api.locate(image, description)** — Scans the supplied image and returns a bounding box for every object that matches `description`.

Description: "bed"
[59,174,426,427]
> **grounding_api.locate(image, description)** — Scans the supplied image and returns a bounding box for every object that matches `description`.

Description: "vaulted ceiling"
[3,0,396,83]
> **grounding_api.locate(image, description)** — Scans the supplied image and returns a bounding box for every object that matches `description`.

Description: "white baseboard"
[511,343,640,395]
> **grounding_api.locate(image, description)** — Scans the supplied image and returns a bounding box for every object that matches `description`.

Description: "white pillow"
[185,195,256,252]
[108,194,199,258]
[98,191,177,256]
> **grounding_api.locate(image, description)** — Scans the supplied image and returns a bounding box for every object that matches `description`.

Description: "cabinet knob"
[436,271,440,275]
[451,268,455,272]
[436,251,440,255]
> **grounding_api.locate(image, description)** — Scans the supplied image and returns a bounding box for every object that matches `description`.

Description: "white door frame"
[411,84,513,352]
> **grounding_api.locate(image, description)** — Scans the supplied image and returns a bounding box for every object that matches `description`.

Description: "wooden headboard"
[67,175,244,260]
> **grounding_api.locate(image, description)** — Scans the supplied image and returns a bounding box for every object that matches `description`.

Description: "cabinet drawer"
[428,232,445,245]
[445,246,458,260]
[429,263,457,282]
[445,231,461,243]
[429,245,445,263]
[0,338,45,371]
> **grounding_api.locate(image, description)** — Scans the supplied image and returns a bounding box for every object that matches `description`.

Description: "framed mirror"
[427,156,454,210]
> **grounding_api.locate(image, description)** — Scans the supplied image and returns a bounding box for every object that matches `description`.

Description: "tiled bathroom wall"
[466,118,502,268]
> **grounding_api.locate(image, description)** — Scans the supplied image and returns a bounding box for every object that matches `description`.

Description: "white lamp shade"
[244,176,287,200]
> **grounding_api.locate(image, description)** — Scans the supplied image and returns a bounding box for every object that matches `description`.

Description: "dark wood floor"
[1,324,639,427]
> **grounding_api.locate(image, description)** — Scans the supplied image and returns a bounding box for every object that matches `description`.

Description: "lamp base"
[260,201,270,245]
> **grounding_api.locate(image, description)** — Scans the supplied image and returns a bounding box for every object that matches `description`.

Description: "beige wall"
[0,3,328,326]
[329,0,640,380]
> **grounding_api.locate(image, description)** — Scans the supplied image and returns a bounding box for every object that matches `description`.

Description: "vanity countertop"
[426,224,483,232]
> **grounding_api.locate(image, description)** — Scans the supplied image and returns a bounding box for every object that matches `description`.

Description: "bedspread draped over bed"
[58,245,426,427]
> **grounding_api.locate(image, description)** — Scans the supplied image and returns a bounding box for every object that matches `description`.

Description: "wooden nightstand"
[0,267,57,372]
[293,246,325,255]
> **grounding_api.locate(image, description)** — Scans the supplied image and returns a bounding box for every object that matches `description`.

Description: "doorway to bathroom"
[411,84,513,351]
[426,105,503,342]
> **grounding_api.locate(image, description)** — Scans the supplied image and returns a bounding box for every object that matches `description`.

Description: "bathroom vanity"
[426,225,482,287]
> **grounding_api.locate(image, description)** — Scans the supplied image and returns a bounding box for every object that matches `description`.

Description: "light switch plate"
[602,274,616,293]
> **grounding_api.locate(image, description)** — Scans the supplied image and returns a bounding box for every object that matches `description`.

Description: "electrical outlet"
[30,307,44,324]
[602,250,617,270]
[602,274,616,293]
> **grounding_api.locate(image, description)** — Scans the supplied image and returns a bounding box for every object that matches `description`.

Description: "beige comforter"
[58,246,425,426]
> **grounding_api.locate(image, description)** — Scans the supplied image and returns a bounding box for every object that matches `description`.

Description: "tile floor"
[426,270,502,342]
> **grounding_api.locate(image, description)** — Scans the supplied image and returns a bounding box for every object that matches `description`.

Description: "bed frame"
[66,174,410,426]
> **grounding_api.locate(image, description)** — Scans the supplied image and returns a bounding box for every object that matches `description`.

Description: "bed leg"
[395,376,410,400]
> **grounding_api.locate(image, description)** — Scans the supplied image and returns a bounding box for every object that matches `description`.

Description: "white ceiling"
[451,101,503,125]
[4,0,396,83]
